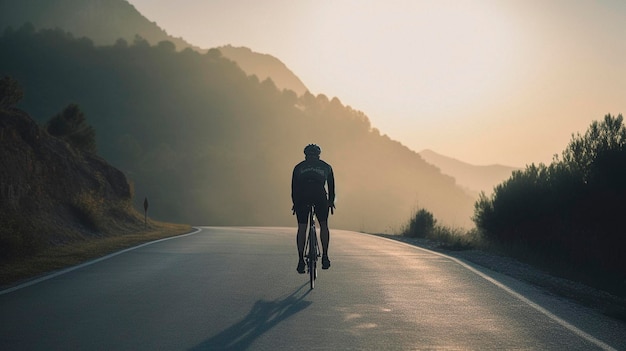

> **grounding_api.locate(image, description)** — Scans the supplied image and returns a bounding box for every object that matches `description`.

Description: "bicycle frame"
[304,204,320,289]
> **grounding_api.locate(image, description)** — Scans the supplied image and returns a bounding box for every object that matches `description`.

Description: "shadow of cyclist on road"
[189,283,312,350]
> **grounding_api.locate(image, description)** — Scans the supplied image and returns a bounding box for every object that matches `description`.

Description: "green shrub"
[71,191,105,232]
[0,216,43,261]
[46,104,97,153]
[473,114,626,294]
[403,208,436,238]
[0,76,24,108]
[401,208,481,250]
[431,226,481,251]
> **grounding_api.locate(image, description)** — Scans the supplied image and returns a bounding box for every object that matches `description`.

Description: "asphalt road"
[0,227,623,350]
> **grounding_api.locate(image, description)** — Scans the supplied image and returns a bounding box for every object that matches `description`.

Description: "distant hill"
[0,0,308,95]
[0,105,144,261]
[0,0,479,231]
[0,0,196,50]
[419,149,520,196]
[0,27,476,232]
[218,45,308,95]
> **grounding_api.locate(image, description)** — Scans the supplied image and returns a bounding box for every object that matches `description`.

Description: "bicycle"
[304,204,320,289]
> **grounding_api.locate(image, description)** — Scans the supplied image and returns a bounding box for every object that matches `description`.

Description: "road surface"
[0,227,624,350]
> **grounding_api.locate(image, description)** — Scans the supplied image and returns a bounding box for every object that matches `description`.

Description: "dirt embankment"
[0,107,145,261]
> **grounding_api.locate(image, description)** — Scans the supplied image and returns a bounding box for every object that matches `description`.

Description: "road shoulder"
[376,234,626,350]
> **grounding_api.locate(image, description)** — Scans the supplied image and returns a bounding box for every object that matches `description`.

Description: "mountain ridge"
[0,0,197,50]
[0,0,308,96]
[0,2,477,232]
[217,45,309,96]
[419,149,520,196]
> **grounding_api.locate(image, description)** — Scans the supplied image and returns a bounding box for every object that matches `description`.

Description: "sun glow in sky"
[128,0,625,167]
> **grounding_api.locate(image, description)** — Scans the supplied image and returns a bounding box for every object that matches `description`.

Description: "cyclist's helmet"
[304,144,321,157]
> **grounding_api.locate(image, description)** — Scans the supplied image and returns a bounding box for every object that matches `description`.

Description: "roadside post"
[143,197,149,229]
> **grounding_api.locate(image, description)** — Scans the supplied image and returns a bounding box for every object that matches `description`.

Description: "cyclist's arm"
[327,167,335,207]
[291,167,299,205]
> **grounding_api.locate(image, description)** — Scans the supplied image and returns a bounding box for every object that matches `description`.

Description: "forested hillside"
[0,0,308,95]
[0,0,194,50]
[0,26,475,232]
[218,45,309,96]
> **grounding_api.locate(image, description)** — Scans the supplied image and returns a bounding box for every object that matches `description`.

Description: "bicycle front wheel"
[309,245,316,289]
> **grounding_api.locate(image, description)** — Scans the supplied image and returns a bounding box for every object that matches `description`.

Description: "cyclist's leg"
[295,202,309,257]
[295,203,308,273]
[315,196,331,268]
[296,222,306,258]
[319,220,331,269]
[319,220,330,257]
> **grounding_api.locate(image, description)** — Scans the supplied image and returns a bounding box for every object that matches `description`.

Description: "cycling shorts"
[295,194,329,224]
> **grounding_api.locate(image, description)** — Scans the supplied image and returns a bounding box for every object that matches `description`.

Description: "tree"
[472,114,626,292]
[0,76,24,108]
[404,208,436,238]
[46,104,96,153]
[562,114,626,182]
[157,40,176,52]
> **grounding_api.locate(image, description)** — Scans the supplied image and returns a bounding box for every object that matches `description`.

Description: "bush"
[0,215,43,261]
[402,208,481,250]
[403,208,436,238]
[71,191,105,232]
[0,76,23,108]
[46,104,97,153]
[473,114,626,294]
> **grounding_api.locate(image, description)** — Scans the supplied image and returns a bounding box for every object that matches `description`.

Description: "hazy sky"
[128,0,625,167]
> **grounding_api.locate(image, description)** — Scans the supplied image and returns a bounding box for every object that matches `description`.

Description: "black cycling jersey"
[291,157,335,206]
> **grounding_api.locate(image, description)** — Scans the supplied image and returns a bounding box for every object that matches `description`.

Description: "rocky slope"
[0,107,144,261]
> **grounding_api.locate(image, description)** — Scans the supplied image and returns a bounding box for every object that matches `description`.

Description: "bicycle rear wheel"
[309,255,315,289]
[308,206,316,290]
[309,229,316,289]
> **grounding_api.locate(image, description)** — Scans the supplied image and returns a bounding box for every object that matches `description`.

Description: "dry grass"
[0,221,192,288]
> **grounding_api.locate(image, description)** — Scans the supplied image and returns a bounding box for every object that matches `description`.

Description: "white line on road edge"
[377,236,618,351]
[0,227,203,296]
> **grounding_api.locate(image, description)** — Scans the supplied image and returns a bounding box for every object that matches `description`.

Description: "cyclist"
[292,144,335,274]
